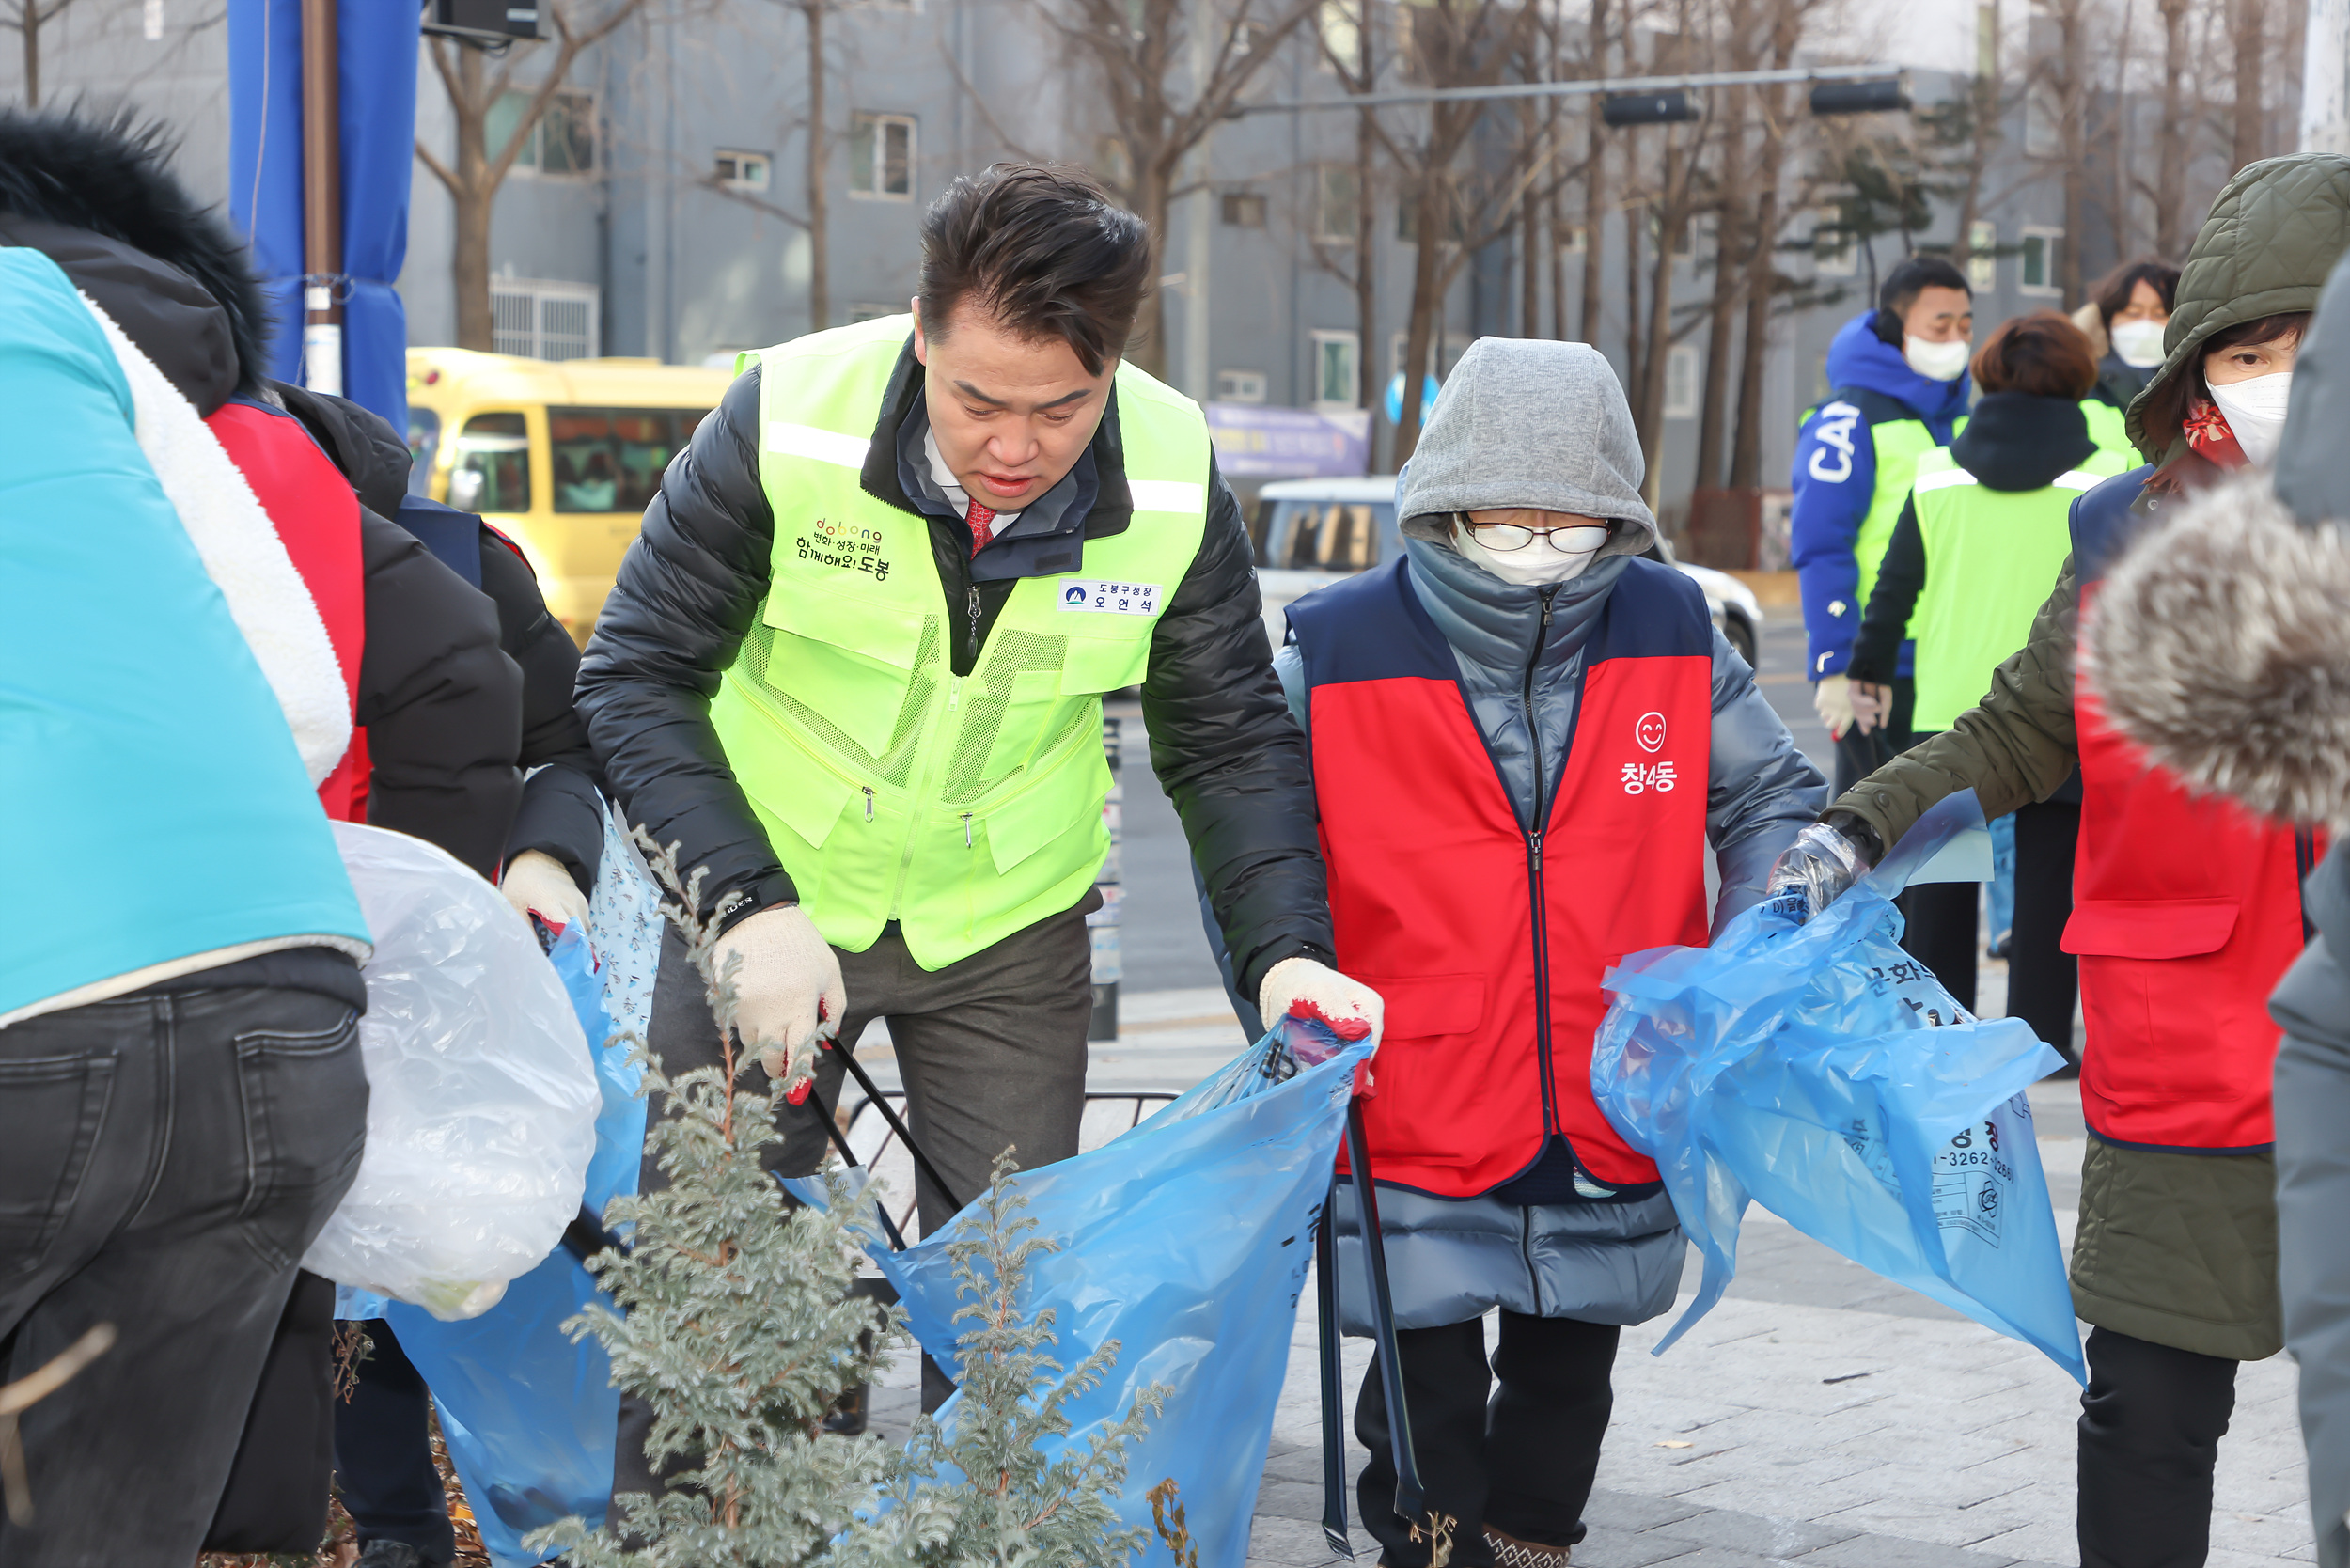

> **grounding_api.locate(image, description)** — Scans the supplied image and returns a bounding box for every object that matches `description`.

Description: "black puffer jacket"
[276,384,606,891]
[577,342,1331,995]
[0,124,525,882]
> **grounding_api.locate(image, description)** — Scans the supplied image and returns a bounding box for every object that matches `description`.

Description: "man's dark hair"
[2091,257,2182,331]
[1872,256,1972,343]
[1971,311,2099,399]
[917,163,1152,377]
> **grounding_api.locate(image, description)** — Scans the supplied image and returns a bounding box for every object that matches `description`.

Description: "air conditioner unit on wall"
[422,0,539,44]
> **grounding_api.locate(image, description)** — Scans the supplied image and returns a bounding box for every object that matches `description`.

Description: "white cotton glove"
[711,903,846,1090]
[1258,956,1385,1064]
[1763,823,1871,923]
[1812,673,1857,740]
[499,849,590,932]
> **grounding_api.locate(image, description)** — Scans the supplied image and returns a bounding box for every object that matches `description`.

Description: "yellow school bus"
[406,348,737,644]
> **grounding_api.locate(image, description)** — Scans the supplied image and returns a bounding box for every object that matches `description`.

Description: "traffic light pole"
[1230,60,1900,117]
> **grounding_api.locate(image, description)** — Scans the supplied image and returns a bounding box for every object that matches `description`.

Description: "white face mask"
[1455,524,1607,586]
[2110,318,2168,369]
[2207,370,2294,466]
[1904,335,1971,383]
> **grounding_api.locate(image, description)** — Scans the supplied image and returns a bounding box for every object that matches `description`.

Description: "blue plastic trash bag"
[1591,791,2083,1383]
[791,1031,1371,1568]
[384,900,657,1567]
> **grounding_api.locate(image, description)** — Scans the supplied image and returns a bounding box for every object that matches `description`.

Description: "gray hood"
[1396,337,1658,555]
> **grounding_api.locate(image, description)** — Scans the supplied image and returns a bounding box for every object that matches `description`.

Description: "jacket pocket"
[1362,974,1491,1042]
[2063,898,2240,960]
[0,1049,118,1277]
[758,589,923,756]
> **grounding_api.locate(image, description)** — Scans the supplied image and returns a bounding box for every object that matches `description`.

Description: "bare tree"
[798,0,830,330]
[415,1,653,353]
[2231,0,2265,169]
[2,0,83,108]
[1728,0,1816,490]
[1302,0,1388,456]
[1054,0,1320,379]
[1579,0,1611,345]
[2145,0,2196,253]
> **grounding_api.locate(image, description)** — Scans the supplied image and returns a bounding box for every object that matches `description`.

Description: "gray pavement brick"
[1252,1479,1328,1523]
[1568,1523,1707,1567]
[1788,1535,2025,1567]
[1584,1488,1707,1532]
[1642,1504,1858,1557]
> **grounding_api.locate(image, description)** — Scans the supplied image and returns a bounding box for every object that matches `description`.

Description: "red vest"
[206,400,368,819]
[1289,557,1715,1196]
[2064,489,2310,1152]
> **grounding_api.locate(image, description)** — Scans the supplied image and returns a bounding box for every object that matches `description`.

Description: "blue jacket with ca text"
[1790,313,1971,681]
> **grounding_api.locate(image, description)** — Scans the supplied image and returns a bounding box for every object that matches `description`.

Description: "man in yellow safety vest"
[577,163,1380,1411]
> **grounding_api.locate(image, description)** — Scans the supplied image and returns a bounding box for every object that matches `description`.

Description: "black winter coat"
[0,217,528,881]
[275,384,606,890]
[576,343,1331,996]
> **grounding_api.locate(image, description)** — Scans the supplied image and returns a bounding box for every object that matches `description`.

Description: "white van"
[1253,477,1763,667]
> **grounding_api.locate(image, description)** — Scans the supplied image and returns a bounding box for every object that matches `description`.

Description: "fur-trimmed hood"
[0,110,270,399]
[2083,468,2350,826]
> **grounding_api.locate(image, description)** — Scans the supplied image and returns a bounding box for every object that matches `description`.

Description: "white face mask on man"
[1904,335,1971,383]
[2207,370,2294,466]
[1454,516,1612,585]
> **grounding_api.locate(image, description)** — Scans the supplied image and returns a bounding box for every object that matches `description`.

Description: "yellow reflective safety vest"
[708,315,1211,969]
[1906,444,2131,731]
[2081,397,2137,460]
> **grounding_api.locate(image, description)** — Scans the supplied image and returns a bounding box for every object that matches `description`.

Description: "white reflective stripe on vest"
[1127,478,1207,514]
[2053,470,2106,490]
[1912,467,1978,494]
[765,421,871,468]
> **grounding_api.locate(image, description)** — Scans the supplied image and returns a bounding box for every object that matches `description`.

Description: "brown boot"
[1484,1526,1572,1566]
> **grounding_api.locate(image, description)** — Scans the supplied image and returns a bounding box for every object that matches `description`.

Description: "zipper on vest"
[966,585,983,664]
[962,812,974,848]
[1524,588,1561,1138]
[863,786,875,822]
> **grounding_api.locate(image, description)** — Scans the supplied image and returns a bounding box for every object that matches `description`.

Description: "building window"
[2019,227,2063,295]
[1222,190,1269,228]
[715,149,771,191]
[1215,368,1269,403]
[849,113,916,200]
[1967,220,1998,290]
[1560,224,1589,254]
[1316,0,1359,71]
[487,89,595,176]
[491,279,600,361]
[1812,207,1856,277]
[1663,343,1700,420]
[550,408,709,514]
[1313,165,1359,244]
[1311,330,1359,410]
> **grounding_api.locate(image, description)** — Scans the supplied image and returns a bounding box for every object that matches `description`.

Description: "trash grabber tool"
[1345,1095,1424,1522]
[1315,1169,1353,1557]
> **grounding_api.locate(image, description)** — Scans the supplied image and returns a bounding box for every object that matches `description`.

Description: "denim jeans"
[0,983,367,1568]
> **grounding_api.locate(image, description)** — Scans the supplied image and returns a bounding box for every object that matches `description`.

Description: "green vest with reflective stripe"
[1907,444,2131,731]
[709,315,1210,970]
[2081,397,2136,461]
[1853,415,1943,620]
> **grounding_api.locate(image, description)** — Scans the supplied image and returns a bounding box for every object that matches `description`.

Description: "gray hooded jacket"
[1287,338,1826,1332]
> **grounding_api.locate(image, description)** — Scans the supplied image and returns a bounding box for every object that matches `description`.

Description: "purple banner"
[1205,403,1371,478]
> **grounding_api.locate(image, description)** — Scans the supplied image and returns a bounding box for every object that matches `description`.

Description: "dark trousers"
[335,1322,455,1563]
[2010,799,2082,1063]
[1899,881,1980,1014]
[2078,1326,2240,1568]
[610,905,1095,1521]
[1355,1313,1621,1567]
[0,984,366,1568]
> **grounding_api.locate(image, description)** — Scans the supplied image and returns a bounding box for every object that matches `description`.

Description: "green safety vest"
[1803,389,1963,653]
[709,315,1211,969]
[2081,397,2137,461]
[1906,443,2130,731]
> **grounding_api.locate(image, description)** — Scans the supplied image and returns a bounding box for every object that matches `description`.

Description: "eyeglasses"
[1458,514,1613,554]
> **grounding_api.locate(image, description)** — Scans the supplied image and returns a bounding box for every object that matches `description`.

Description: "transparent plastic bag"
[305,823,600,1320]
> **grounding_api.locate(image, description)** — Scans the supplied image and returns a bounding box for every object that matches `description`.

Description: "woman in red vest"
[1770,153,2350,1568]
[1283,338,1825,1568]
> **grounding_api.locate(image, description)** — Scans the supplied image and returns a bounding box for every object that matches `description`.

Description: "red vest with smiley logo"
[1287,555,1715,1197]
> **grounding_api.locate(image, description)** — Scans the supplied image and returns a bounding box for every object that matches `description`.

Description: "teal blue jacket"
[0,248,368,1021]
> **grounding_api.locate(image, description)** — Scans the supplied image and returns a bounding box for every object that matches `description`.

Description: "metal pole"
[1088,716,1123,1041]
[1232,60,1895,117]
[299,0,342,395]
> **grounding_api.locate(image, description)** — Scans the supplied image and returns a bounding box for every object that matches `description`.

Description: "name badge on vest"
[1058,579,1162,616]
